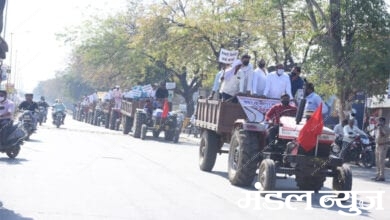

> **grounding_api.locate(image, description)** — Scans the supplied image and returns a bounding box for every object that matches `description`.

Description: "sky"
[3,0,130,92]
[2,0,390,93]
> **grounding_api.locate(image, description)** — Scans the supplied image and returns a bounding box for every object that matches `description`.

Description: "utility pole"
[2,0,7,38]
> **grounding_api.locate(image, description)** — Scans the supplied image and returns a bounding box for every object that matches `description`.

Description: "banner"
[218,48,239,64]
[237,96,280,122]
[166,82,176,90]
[142,84,153,93]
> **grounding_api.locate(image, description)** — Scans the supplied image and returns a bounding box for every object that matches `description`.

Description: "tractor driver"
[265,94,297,145]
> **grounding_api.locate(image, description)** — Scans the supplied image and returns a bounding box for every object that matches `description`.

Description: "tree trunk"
[186,96,195,117]
[329,0,347,122]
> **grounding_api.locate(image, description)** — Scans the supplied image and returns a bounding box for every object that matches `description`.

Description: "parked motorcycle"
[19,110,36,140]
[38,106,47,125]
[332,135,375,168]
[53,110,65,128]
[0,122,26,158]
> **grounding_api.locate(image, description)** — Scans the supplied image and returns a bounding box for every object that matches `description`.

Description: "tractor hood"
[278,116,335,144]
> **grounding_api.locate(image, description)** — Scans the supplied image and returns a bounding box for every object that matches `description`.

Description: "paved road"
[0,118,389,219]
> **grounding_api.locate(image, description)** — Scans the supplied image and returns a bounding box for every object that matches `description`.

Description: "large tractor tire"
[122,116,132,135]
[228,129,261,186]
[199,130,221,172]
[164,129,175,141]
[104,113,110,129]
[152,130,160,138]
[133,112,146,138]
[109,112,117,130]
[332,164,352,191]
[257,159,276,192]
[141,124,148,140]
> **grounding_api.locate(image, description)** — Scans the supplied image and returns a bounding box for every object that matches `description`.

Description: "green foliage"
[36,0,389,117]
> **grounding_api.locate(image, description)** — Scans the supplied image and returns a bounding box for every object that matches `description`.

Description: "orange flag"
[162,99,169,118]
[297,103,324,152]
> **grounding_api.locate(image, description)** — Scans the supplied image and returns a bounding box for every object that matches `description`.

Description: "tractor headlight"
[331,143,341,153]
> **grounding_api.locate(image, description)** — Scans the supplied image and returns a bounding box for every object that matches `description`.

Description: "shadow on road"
[24,139,42,143]
[0,205,34,220]
[211,170,229,179]
[0,158,28,165]
[137,136,199,147]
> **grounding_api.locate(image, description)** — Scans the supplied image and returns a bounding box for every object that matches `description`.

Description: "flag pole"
[315,135,319,157]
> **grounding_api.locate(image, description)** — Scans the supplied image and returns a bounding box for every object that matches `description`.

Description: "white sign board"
[237,96,280,122]
[218,48,239,64]
[142,84,153,93]
[166,82,176,90]
[132,90,142,98]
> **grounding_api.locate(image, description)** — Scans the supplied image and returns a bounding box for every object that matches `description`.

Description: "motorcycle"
[38,106,47,125]
[0,121,26,158]
[19,110,36,140]
[332,135,375,168]
[53,110,65,128]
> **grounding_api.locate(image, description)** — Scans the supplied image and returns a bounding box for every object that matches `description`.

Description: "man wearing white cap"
[112,85,122,109]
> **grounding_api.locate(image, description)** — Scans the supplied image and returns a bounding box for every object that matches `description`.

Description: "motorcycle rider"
[18,93,39,131]
[340,118,367,161]
[265,94,297,145]
[333,119,348,145]
[52,99,67,124]
[37,96,49,122]
[0,90,15,145]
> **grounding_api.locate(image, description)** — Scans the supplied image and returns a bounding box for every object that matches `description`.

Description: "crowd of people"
[333,115,390,181]
[208,55,321,118]
[0,90,67,144]
[209,55,305,101]
[209,54,389,181]
[76,82,170,113]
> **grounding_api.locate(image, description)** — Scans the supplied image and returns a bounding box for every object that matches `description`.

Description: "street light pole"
[2,0,8,39]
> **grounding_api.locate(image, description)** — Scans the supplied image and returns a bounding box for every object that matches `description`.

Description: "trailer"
[120,99,148,134]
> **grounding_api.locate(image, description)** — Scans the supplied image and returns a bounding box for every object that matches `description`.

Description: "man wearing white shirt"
[333,119,348,138]
[236,54,254,94]
[251,59,267,96]
[220,60,242,103]
[303,83,323,119]
[263,63,293,99]
[340,118,367,160]
[208,63,227,100]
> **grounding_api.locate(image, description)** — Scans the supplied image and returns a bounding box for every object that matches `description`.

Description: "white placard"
[132,90,142,97]
[142,84,153,93]
[218,48,239,64]
[166,82,176,90]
